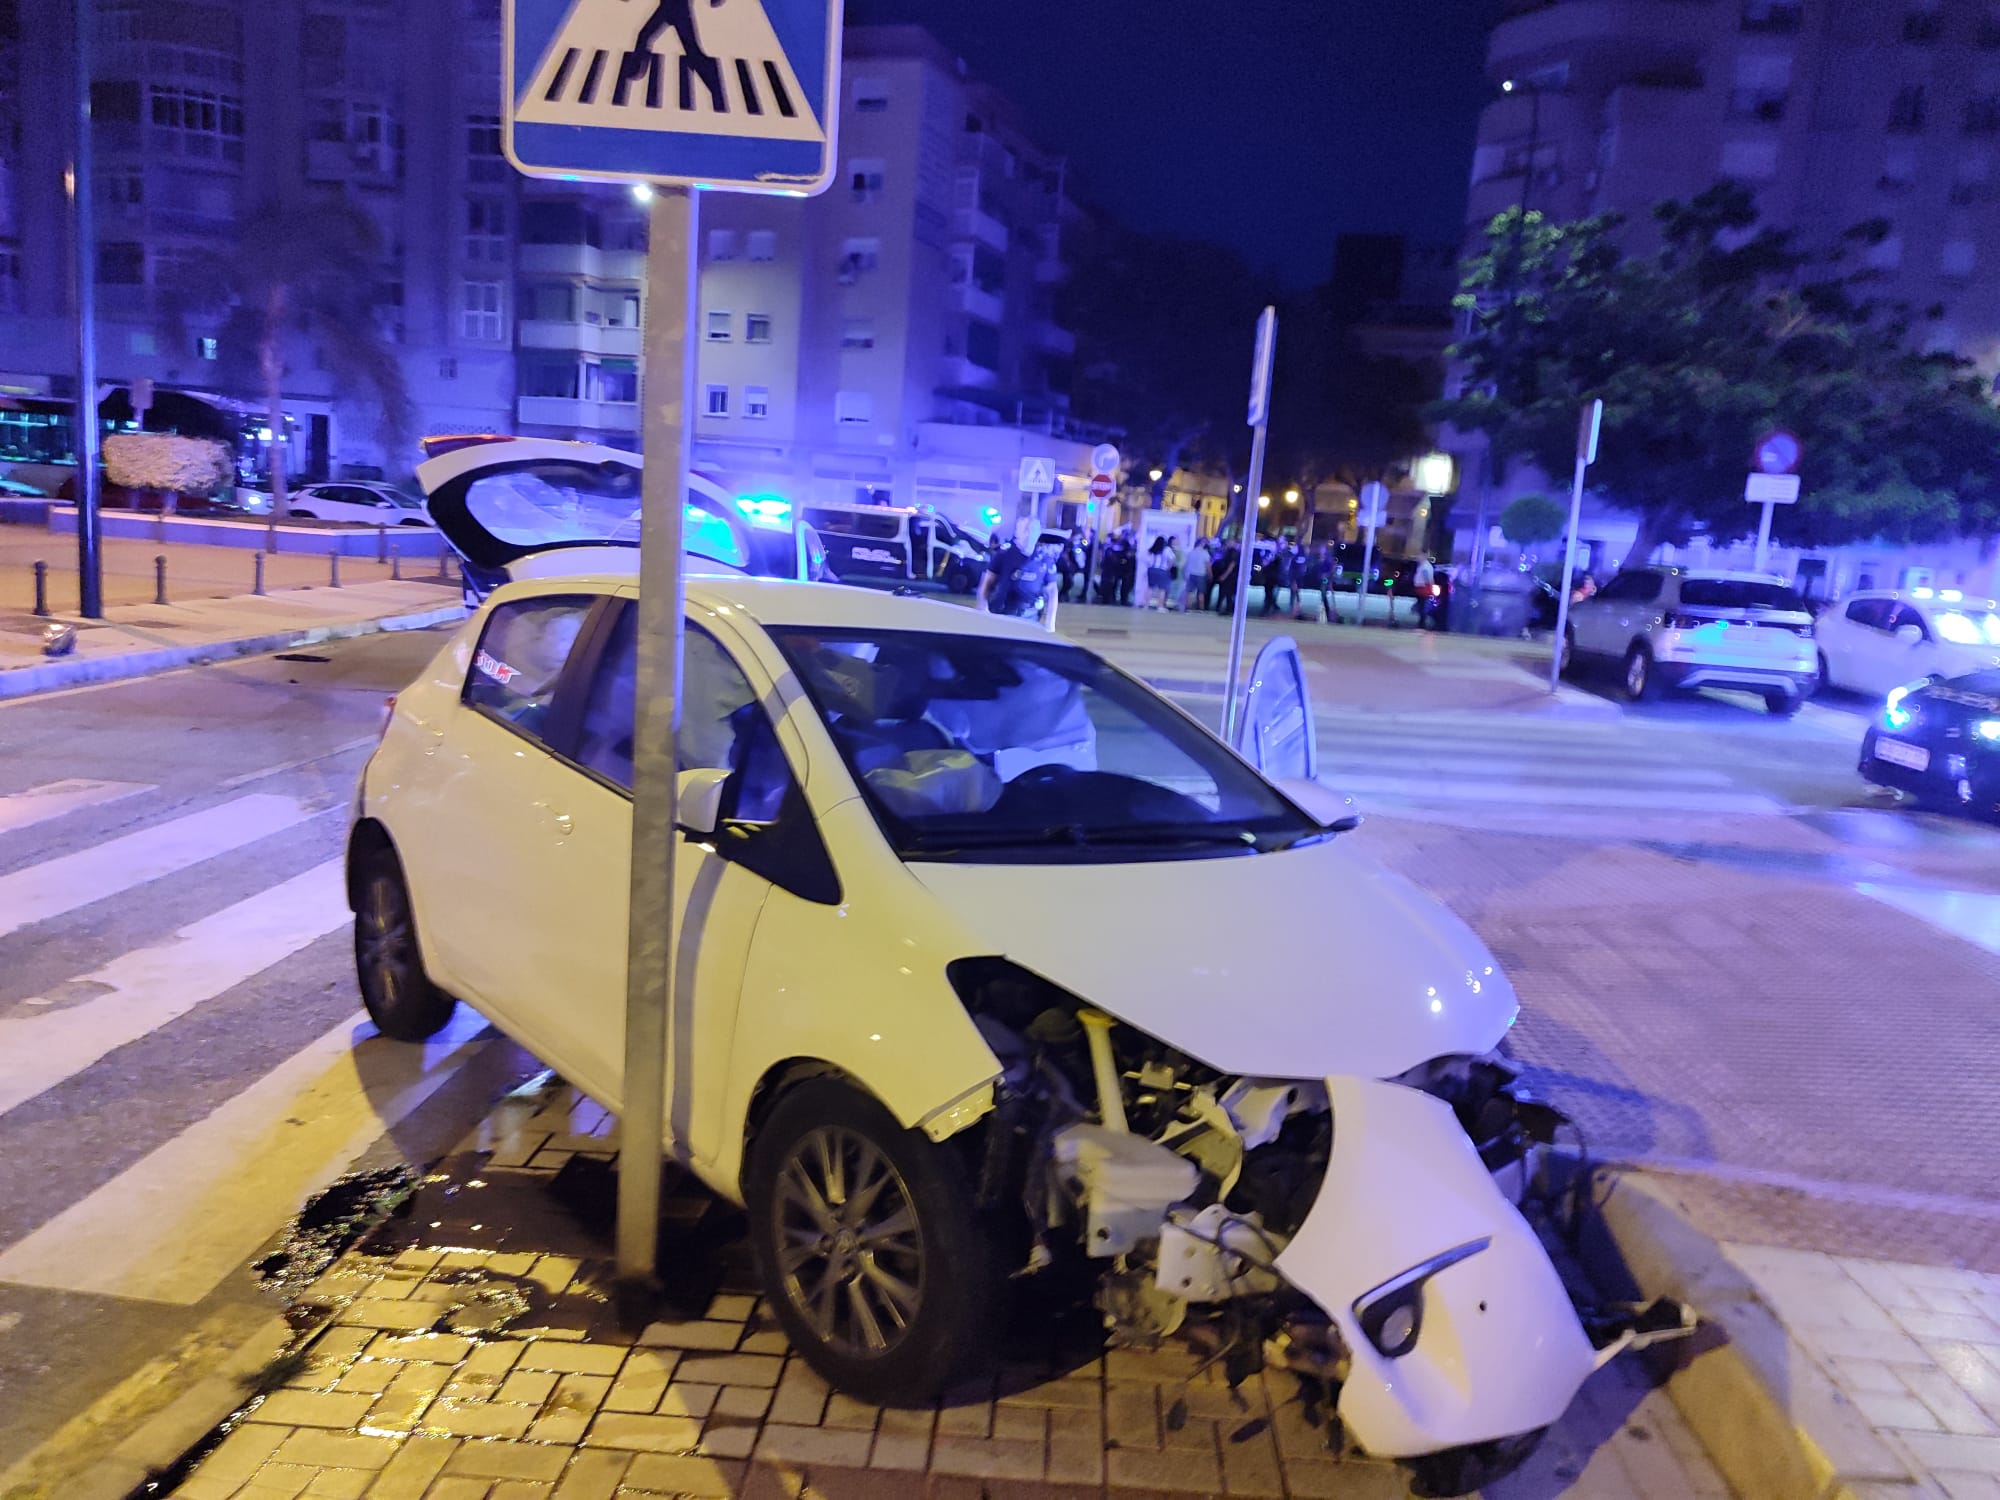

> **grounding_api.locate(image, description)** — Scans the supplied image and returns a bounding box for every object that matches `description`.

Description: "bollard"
[329,552,342,588]
[266,517,278,553]
[32,559,49,617]
[435,545,450,581]
[376,523,388,564]
[154,554,168,606]
[390,542,401,581]
[253,550,266,596]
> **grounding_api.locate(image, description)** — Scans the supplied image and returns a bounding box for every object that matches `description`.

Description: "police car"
[1859,668,2000,820]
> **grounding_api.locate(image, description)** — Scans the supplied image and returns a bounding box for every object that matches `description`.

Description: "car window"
[1597,571,1661,603]
[1886,604,1930,638]
[463,596,596,740]
[574,608,790,820]
[1845,598,1890,630]
[1679,579,1808,611]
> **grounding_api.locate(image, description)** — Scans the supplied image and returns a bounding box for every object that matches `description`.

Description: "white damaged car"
[349,573,1673,1492]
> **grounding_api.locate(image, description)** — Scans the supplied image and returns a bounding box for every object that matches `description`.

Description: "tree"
[1433,184,2000,564]
[160,197,410,515]
[1499,493,1565,547]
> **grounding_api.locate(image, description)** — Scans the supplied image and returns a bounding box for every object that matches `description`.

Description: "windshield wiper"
[902,823,1264,855]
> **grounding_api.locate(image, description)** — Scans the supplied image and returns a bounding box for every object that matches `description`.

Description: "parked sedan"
[347,574,1675,1492]
[1815,589,2000,699]
[287,481,434,526]
[1858,668,2000,820]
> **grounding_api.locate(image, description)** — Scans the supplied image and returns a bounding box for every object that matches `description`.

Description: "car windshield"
[456,459,748,567]
[1934,609,2000,646]
[770,627,1322,862]
[1679,579,1808,612]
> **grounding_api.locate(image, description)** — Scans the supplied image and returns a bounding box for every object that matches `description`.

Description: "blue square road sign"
[505,0,842,193]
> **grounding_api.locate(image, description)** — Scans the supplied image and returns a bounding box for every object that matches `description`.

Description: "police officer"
[975,518,1061,629]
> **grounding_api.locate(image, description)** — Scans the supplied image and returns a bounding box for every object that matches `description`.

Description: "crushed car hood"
[910,838,1516,1079]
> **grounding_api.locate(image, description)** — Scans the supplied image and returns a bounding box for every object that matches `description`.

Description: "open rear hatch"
[415,436,827,601]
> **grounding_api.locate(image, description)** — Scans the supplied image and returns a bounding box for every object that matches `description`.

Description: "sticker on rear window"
[475,648,520,686]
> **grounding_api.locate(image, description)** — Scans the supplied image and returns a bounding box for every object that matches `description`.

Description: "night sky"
[847,0,1498,288]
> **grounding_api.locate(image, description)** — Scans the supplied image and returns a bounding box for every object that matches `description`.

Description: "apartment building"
[1446,0,2000,592]
[0,6,1094,530]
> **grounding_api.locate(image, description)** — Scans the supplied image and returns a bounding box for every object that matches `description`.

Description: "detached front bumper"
[1273,1077,1597,1457]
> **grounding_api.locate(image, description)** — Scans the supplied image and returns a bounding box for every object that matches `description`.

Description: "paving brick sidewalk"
[160,1079,1724,1500]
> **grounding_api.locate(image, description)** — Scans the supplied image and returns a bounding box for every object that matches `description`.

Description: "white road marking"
[0,779,153,836]
[1853,882,2000,957]
[0,861,350,1118]
[1324,773,1781,815]
[0,793,319,940]
[0,1007,490,1305]
[218,737,379,791]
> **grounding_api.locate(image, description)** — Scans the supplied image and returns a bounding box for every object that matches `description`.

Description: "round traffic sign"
[1754,430,1801,475]
[1088,472,1116,502]
[1090,443,1121,476]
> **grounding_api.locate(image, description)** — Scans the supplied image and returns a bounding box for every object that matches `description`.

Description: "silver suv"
[1562,568,1818,714]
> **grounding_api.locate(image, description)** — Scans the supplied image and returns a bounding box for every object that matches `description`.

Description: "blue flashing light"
[979,506,1002,528]
[1883,681,1924,731]
[734,492,793,529]
[1975,719,2000,742]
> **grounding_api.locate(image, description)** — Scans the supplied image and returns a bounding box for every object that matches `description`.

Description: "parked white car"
[287,481,433,526]
[1815,588,2000,699]
[348,575,1673,1491]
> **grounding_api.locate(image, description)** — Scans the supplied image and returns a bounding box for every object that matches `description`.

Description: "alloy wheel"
[357,873,417,1012]
[774,1126,925,1359]
[1625,651,1648,699]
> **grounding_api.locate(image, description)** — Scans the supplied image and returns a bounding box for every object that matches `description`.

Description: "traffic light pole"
[70,0,103,618]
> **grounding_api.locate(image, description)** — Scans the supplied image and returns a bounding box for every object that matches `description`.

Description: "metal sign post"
[505,0,843,1291]
[1746,471,1801,572]
[1224,307,1277,742]
[1356,481,1386,628]
[69,0,102,618]
[1549,398,1602,693]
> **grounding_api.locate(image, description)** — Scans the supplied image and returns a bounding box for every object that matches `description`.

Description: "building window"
[852,77,888,112]
[747,230,777,262]
[522,283,577,322]
[745,313,772,343]
[744,385,769,419]
[848,157,885,203]
[466,114,505,182]
[1904,2,1943,42]
[1942,239,1976,278]
[460,279,504,341]
[705,384,730,417]
[706,310,732,342]
[197,335,219,360]
[966,319,1001,371]
[147,84,245,162]
[841,318,875,350]
[1888,85,1927,133]
[98,242,145,284]
[466,199,507,262]
[1740,0,1802,32]
[1968,95,2000,134]
[439,357,458,379]
[708,229,738,261]
[1730,53,1791,121]
[600,358,638,403]
[834,390,872,425]
[522,355,578,398]
[838,237,880,280]
[94,172,143,209]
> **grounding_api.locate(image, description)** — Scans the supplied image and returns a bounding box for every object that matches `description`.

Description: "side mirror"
[676,767,731,838]
[1895,622,1924,646]
[1276,776,1362,832]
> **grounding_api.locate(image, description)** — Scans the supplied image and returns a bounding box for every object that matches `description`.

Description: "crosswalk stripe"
[1319,754,1732,786]
[1321,772,1779,814]
[0,861,350,1119]
[0,793,319,940]
[0,779,152,836]
[0,1006,491,1305]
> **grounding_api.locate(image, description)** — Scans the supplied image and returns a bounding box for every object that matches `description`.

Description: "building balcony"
[955,282,1005,323]
[941,356,998,390]
[518,320,641,356]
[518,243,646,281]
[953,206,1008,253]
[517,395,638,432]
[1488,0,1703,85]
[1033,321,1076,356]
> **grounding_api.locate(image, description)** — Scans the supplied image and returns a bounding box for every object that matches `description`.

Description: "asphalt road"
[3,615,1997,1489]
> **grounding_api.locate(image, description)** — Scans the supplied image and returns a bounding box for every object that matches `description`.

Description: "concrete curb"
[1574,1163,1927,1500]
[0,602,466,702]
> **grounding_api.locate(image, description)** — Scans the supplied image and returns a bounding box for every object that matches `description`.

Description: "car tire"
[1764,688,1806,718]
[1815,651,1833,695]
[352,846,456,1041]
[745,1079,1001,1404]
[1621,643,1658,702]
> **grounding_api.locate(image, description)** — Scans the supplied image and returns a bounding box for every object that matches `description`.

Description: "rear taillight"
[378,694,397,741]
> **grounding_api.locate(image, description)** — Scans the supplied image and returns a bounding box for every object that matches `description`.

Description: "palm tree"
[160,196,410,515]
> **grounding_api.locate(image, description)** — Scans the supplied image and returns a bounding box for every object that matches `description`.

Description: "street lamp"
[1149,467,1164,482]
[1258,495,1271,509]
[630,182,654,204]
[1284,489,1300,505]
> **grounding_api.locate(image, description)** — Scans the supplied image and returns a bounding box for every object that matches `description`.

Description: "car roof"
[1673,569,1791,583]
[1848,588,2000,610]
[487,573,1058,644]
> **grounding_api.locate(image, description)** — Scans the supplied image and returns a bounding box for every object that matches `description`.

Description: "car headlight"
[1975,719,2000,743]
[1884,681,1927,731]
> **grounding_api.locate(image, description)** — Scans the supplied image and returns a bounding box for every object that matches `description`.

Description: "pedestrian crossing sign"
[504,0,843,194]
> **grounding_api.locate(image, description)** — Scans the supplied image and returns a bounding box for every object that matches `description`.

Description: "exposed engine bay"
[951,956,1693,1493]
